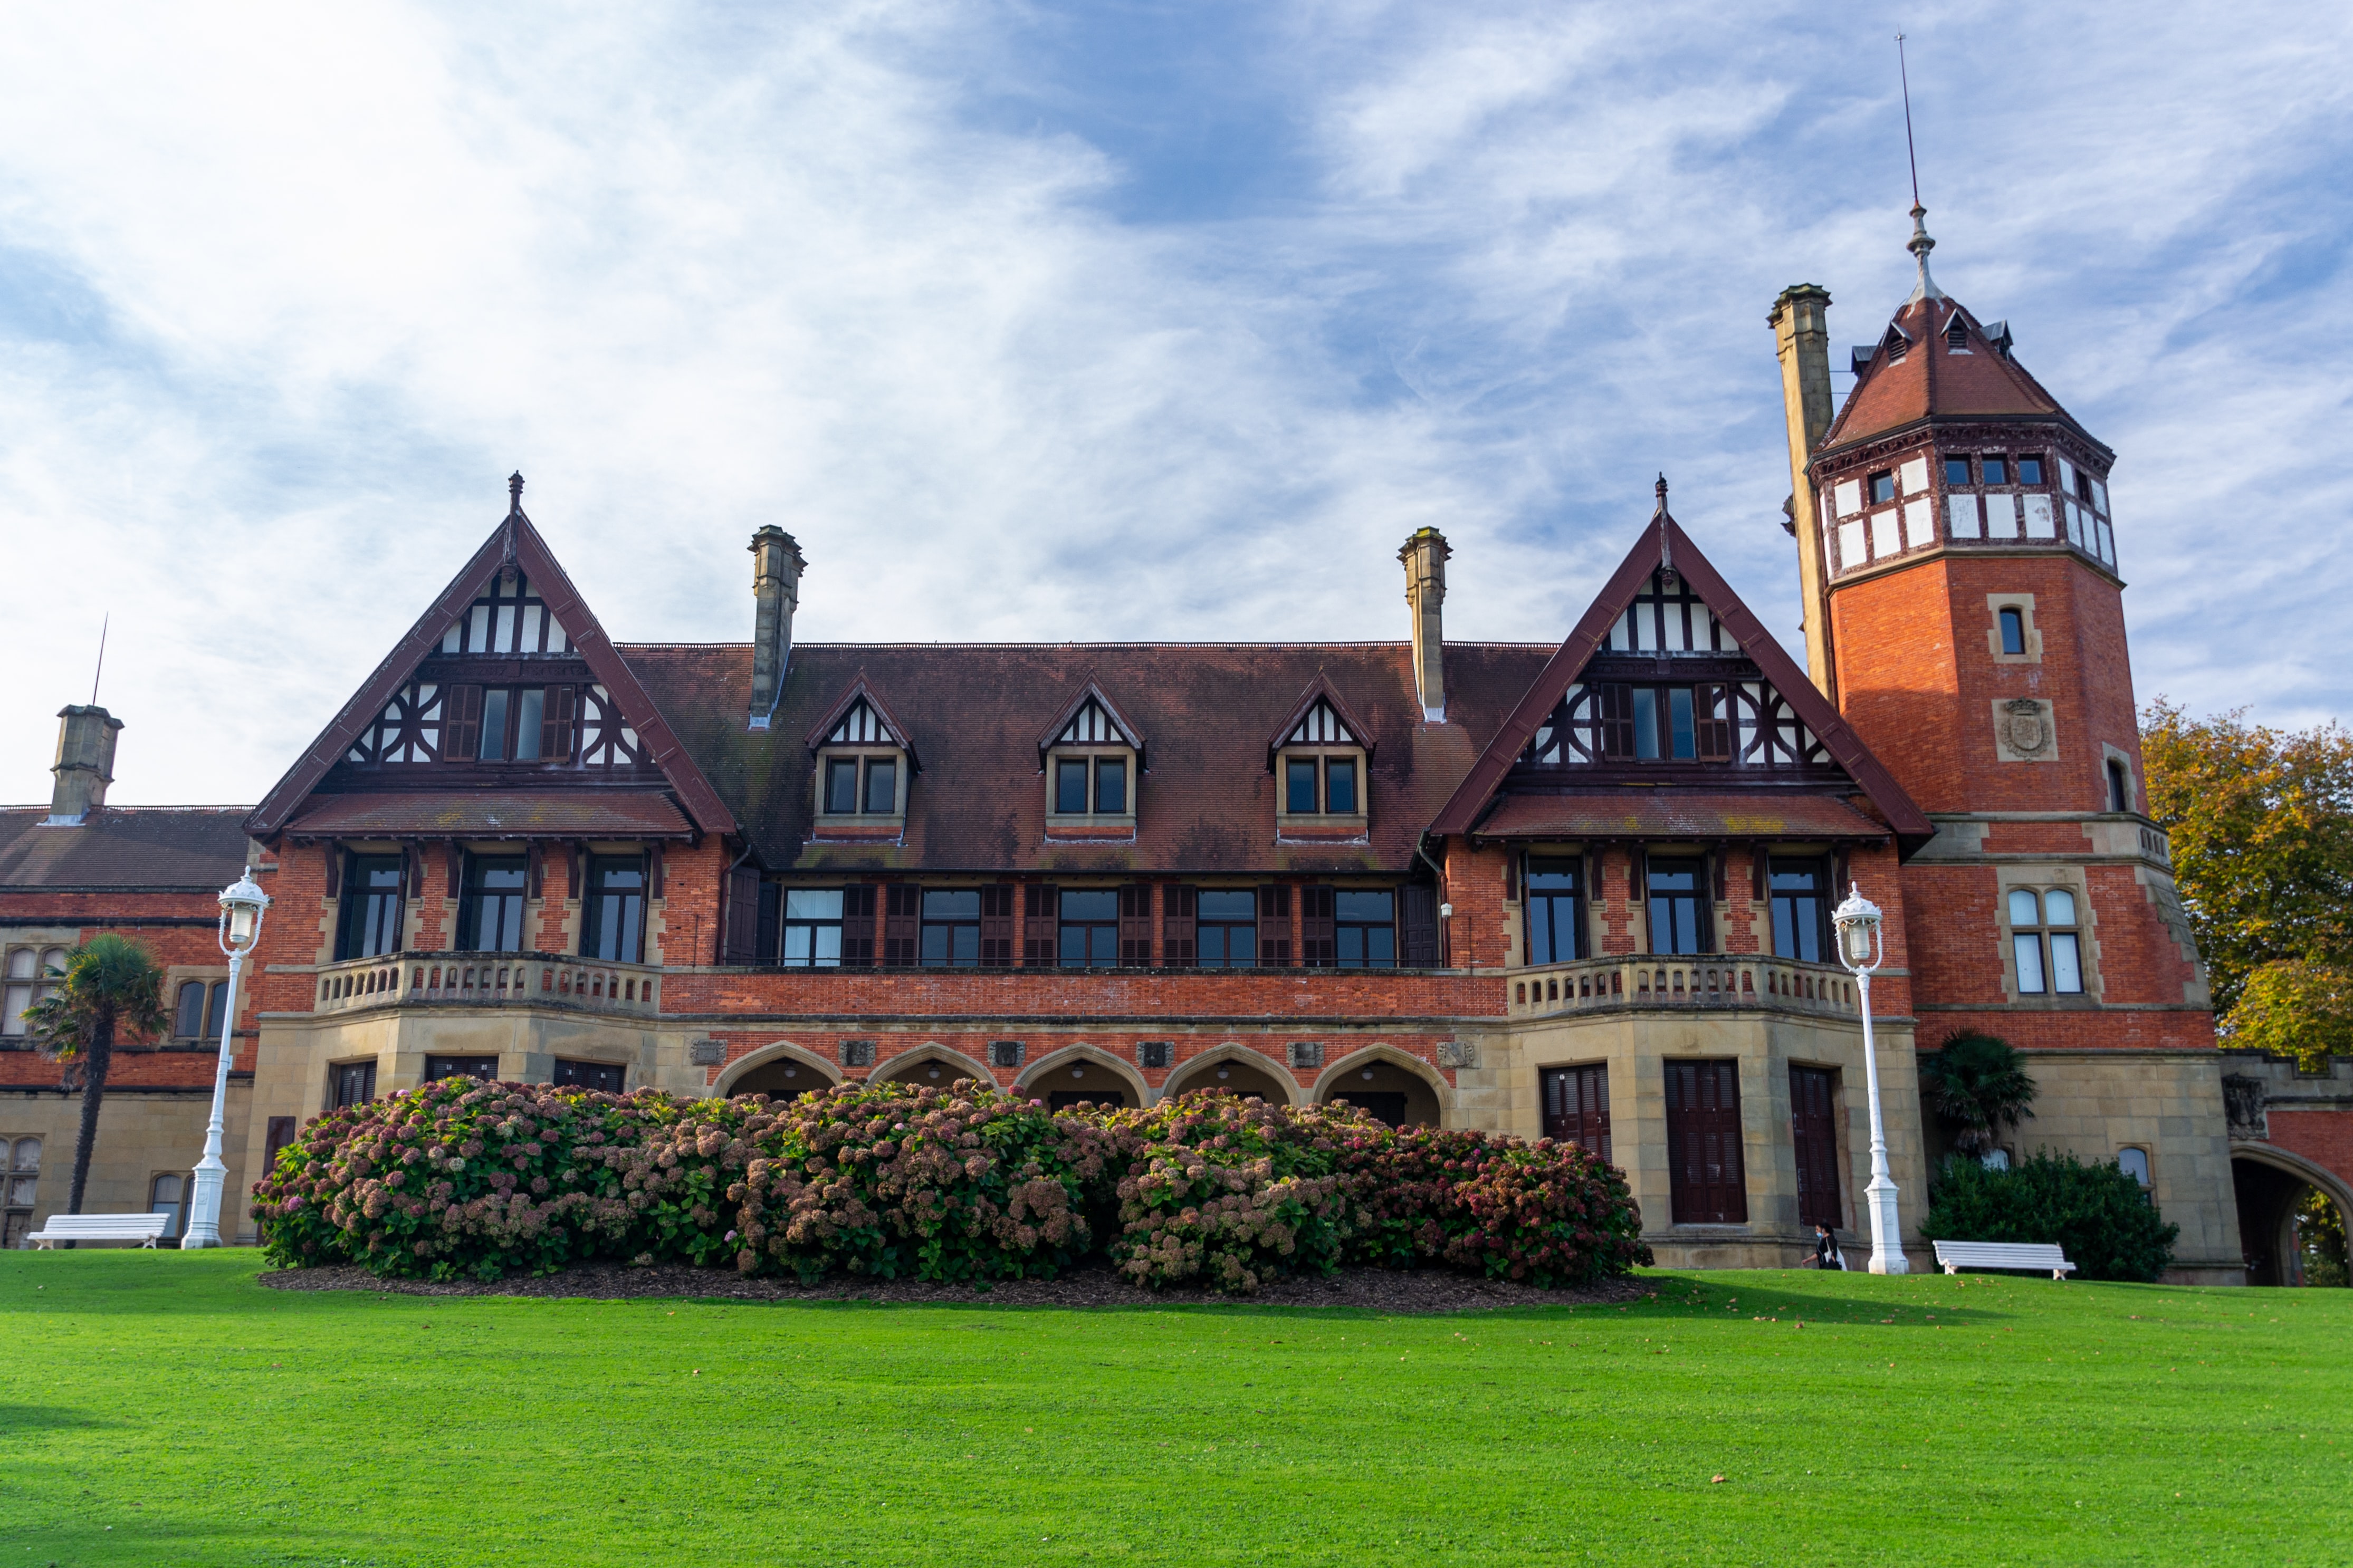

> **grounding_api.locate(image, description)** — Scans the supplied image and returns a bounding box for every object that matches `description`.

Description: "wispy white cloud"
[0,0,2344,803]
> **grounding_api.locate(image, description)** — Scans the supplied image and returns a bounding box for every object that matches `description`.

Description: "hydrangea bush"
[254,1079,1650,1291]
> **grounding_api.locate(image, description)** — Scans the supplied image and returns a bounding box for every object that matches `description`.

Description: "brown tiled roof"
[1820,295,2086,456]
[1471,792,1891,842]
[282,792,694,840]
[621,641,1557,874]
[0,807,253,890]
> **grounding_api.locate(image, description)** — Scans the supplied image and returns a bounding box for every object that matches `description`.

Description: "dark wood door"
[1540,1065,1612,1165]
[1334,1091,1408,1128]
[1789,1065,1842,1228]
[1665,1060,1746,1223]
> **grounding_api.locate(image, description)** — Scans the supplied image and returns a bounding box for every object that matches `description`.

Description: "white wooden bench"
[26,1214,174,1249]
[1933,1239,2075,1279]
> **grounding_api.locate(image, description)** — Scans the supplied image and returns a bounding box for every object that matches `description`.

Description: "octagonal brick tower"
[1771,209,2242,1282]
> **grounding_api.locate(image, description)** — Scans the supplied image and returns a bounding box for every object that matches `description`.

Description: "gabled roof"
[1265,674,1375,765]
[1821,293,2094,458]
[245,482,736,839]
[804,675,921,767]
[1036,678,1146,758]
[1427,484,1934,849]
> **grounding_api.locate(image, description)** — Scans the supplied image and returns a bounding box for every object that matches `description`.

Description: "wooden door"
[1665,1060,1746,1223]
[1788,1065,1842,1228]
[1540,1065,1612,1165]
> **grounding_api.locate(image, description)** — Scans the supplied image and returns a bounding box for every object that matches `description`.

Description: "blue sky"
[1,0,2346,803]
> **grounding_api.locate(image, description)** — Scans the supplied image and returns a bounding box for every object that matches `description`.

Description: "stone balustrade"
[308,952,662,1017]
[1508,955,1857,1019]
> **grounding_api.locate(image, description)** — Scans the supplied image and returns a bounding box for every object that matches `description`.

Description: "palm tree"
[1919,1031,2038,1159]
[23,934,169,1217]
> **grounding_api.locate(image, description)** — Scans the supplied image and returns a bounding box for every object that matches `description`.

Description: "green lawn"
[3,1253,2347,1566]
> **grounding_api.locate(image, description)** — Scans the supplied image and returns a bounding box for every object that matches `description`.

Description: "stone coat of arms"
[2001,698,2050,756]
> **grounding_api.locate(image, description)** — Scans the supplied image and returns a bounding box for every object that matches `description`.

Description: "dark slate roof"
[620,641,1557,875]
[0,807,253,891]
[1821,294,2096,458]
[283,792,695,841]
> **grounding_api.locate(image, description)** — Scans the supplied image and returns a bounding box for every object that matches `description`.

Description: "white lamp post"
[1832,882,1908,1275]
[182,869,270,1249]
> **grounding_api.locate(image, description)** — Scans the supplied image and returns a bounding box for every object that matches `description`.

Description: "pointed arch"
[715,1040,844,1098]
[1013,1044,1150,1107]
[868,1042,999,1091]
[2231,1141,2353,1230]
[1161,1042,1300,1106]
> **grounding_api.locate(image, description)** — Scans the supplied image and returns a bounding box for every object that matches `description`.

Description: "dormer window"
[1041,691,1142,831]
[1881,323,1911,361]
[1274,696,1370,828]
[810,692,911,830]
[1946,316,1969,351]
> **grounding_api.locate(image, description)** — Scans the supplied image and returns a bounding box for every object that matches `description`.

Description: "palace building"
[8,216,2345,1281]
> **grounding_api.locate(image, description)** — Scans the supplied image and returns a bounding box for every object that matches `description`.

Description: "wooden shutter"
[527,843,545,900]
[263,1116,299,1172]
[1751,846,1768,902]
[1665,1060,1746,1224]
[1022,883,1058,966]
[1161,883,1196,967]
[1400,884,1439,967]
[442,685,483,762]
[445,840,464,899]
[1300,885,1335,967]
[1118,884,1154,966]
[541,685,577,761]
[1790,1065,1843,1228]
[1695,682,1733,762]
[1256,884,1291,966]
[883,883,920,966]
[1599,684,1634,760]
[1541,1064,1611,1165]
[840,884,876,967]
[722,865,762,964]
[980,884,1015,967]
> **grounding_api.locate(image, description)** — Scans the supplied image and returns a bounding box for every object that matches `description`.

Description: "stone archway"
[1313,1046,1447,1128]
[869,1044,998,1094]
[1162,1044,1298,1106]
[717,1042,843,1101]
[2232,1142,2353,1287]
[1015,1045,1149,1111]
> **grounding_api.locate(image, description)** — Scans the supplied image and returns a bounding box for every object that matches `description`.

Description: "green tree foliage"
[22,934,170,1217]
[1918,1032,2037,1156]
[2297,1189,2348,1288]
[2140,701,2353,1058]
[1921,1151,2178,1283]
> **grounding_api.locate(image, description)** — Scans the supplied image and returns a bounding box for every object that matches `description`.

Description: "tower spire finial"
[1896,34,1943,305]
[508,470,525,514]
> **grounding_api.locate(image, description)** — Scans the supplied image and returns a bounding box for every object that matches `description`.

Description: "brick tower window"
[2107,759,2133,814]
[2008,888,2084,995]
[1998,607,2027,656]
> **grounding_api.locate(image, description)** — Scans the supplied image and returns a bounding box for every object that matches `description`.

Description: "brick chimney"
[48,704,122,825]
[1398,528,1451,722]
[747,526,807,730]
[1769,283,1837,699]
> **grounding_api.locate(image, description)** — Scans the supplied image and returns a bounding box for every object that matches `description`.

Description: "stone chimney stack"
[1398,528,1451,722]
[747,526,807,730]
[48,704,122,824]
[1769,283,1838,700]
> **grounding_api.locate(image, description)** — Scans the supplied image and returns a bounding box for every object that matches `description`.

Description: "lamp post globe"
[1832,882,1909,1275]
[182,870,271,1249]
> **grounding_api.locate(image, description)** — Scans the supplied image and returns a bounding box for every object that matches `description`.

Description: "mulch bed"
[259,1261,1650,1313]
